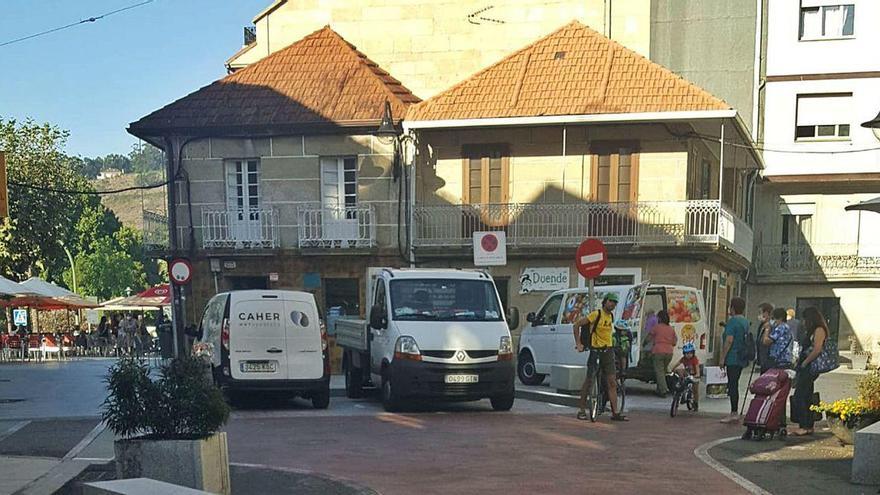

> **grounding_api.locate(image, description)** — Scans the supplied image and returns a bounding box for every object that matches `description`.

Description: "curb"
[693,436,772,495]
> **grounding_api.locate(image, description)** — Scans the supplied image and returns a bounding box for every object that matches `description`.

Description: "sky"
[0,0,268,158]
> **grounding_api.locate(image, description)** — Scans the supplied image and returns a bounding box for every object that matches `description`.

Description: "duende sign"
[519,267,569,294]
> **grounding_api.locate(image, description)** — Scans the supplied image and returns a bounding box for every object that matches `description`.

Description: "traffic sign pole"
[575,238,609,319]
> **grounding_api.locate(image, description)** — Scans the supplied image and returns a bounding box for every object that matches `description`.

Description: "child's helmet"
[682,342,696,354]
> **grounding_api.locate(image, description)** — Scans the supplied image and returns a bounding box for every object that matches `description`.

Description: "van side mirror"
[369,305,387,329]
[526,312,537,325]
[506,306,520,330]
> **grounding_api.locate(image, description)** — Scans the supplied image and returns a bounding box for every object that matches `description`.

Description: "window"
[782,214,813,246]
[591,144,639,202]
[800,4,855,40]
[320,157,358,211]
[389,279,502,322]
[462,145,509,204]
[536,293,565,325]
[795,93,852,141]
[225,159,260,213]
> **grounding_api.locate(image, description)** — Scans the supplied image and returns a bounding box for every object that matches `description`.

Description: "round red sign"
[481,233,498,252]
[575,238,608,279]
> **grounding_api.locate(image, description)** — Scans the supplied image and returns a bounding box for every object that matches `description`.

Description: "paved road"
[0,359,869,494]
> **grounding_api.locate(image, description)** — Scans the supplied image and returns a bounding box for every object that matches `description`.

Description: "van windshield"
[389,279,502,322]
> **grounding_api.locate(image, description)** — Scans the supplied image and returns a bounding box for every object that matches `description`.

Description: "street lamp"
[861,109,880,140]
[59,240,76,294]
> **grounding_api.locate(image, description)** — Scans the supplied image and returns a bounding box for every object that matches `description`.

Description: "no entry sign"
[575,238,608,279]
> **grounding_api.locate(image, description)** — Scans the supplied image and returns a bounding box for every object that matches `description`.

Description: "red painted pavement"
[225,410,747,494]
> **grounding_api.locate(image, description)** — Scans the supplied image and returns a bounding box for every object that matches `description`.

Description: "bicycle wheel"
[588,373,600,422]
[670,391,681,417]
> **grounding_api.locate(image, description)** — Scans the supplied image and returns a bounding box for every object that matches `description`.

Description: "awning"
[106,284,171,308]
[18,277,99,308]
[846,196,880,214]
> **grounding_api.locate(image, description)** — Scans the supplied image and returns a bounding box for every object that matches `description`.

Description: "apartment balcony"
[754,244,880,282]
[201,208,279,250]
[142,210,168,254]
[297,204,376,249]
[413,200,753,262]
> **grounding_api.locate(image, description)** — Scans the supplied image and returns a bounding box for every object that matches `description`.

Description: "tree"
[73,203,123,255]
[0,118,92,281]
[130,142,164,174]
[64,237,146,300]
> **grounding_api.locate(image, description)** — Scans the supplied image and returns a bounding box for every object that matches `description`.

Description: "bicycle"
[586,348,627,422]
[668,372,697,417]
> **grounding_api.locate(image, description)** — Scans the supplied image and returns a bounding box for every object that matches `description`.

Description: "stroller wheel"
[757,430,767,441]
[741,428,753,440]
[779,428,788,439]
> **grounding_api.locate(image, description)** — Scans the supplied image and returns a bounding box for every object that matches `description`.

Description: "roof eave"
[127,119,384,141]
[403,110,738,130]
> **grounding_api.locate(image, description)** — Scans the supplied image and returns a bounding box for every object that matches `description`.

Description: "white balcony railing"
[297,204,376,249]
[201,208,278,249]
[755,244,880,278]
[413,200,753,261]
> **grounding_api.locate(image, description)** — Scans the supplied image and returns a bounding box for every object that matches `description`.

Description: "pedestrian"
[110,314,120,356]
[97,316,109,356]
[120,313,137,356]
[647,310,677,397]
[133,314,147,358]
[786,308,802,358]
[573,293,628,421]
[791,307,833,436]
[762,307,793,370]
[719,296,749,424]
[756,302,773,374]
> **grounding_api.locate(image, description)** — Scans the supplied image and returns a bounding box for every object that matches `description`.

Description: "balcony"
[413,200,753,262]
[201,208,279,249]
[755,244,880,282]
[297,204,376,249]
[142,210,168,253]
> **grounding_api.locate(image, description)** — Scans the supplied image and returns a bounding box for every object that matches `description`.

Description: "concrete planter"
[114,432,230,494]
[850,353,869,371]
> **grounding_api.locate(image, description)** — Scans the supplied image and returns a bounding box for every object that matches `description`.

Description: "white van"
[517,283,709,385]
[194,290,330,408]
[337,268,517,411]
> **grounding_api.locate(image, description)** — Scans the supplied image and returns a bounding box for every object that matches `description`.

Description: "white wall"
[766,0,880,76]
[762,78,880,175]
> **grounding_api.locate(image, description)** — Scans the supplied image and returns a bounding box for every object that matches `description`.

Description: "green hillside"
[93,173,166,230]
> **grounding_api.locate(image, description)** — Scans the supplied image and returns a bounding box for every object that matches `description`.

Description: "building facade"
[750,0,880,355]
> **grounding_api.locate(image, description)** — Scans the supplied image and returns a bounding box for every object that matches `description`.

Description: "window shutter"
[796,94,852,126]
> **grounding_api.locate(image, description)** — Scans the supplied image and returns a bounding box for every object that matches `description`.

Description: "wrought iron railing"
[755,244,880,277]
[142,210,168,251]
[297,204,376,249]
[413,200,752,261]
[201,208,278,249]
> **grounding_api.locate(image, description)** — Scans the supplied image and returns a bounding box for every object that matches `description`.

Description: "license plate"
[241,361,277,373]
[444,374,479,384]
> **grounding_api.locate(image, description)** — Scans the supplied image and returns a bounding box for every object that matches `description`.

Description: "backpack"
[738,320,757,366]
[580,310,602,349]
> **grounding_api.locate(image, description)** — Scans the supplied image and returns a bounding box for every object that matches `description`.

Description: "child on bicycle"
[669,342,700,410]
[612,322,633,375]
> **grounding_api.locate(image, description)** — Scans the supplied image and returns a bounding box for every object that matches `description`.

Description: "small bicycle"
[668,372,697,417]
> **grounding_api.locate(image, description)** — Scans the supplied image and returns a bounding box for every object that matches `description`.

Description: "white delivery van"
[337,268,518,412]
[194,290,331,408]
[517,283,709,385]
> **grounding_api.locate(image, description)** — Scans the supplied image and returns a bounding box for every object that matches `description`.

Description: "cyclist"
[669,342,701,411]
[574,293,628,422]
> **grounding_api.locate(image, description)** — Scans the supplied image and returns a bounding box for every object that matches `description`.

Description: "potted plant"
[811,370,880,445]
[102,356,231,494]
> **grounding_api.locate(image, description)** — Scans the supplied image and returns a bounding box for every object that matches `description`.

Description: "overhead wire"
[0,0,154,48]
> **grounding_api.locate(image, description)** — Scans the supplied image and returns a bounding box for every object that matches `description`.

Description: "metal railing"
[297,204,376,249]
[413,200,752,261]
[755,244,880,277]
[201,208,278,249]
[142,210,168,250]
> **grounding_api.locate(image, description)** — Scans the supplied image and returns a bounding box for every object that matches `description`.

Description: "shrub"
[857,369,880,411]
[102,356,230,440]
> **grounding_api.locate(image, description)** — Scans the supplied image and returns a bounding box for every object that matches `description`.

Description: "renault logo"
[456,351,466,362]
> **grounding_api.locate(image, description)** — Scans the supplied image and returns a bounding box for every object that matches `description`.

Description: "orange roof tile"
[406,21,730,122]
[129,26,420,137]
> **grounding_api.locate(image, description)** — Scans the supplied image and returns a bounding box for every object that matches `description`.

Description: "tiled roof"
[407,21,730,122]
[129,26,420,136]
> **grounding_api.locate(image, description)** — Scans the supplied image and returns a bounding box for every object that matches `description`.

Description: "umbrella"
[0,275,34,297]
[19,277,98,308]
[100,295,161,311]
[845,197,880,214]
[115,284,171,308]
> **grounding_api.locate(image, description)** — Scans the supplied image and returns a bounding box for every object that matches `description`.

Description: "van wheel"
[311,389,330,409]
[345,359,364,399]
[517,351,545,386]
[381,373,402,412]
[490,389,515,411]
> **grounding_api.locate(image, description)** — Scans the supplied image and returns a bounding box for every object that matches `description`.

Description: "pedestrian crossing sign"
[13,309,27,327]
